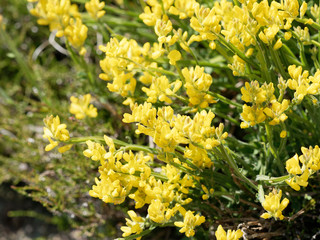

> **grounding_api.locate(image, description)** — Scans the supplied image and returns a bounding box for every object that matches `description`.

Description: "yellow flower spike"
[29,0,81,38]
[64,18,88,54]
[168,50,181,65]
[43,115,70,151]
[241,105,266,127]
[245,48,254,57]
[182,66,216,108]
[139,4,163,26]
[300,145,320,171]
[280,130,287,138]
[294,26,310,44]
[241,81,268,104]
[300,2,308,18]
[58,144,73,153]
[273,38,282,50]
[261,189,289,220]
[284,32,292,40]
[69,94,98,119]
[286,177,301,191]
[142,76,181,104]
[154,15,173,44]
[286,154,302,175]
[215,225,243,240]
[184,144,212,168]
[45,137,59,152]
[85,0,106,19]
[174,211,205,237]
[229,55,246,76]
[83,140,106,162]
[311,4,319,19]
[121,210,145,239]
[263,99,289,125]
[169,0,198,19]
[287,65,320,102]
[148,199,167,223]
[201,185,210,200]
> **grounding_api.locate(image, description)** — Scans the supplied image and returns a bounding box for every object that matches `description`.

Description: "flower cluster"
[85,0,105,20]
[240,80,289,128]
[286,145,320,191]
[123,102,227,157]
[69,94,98,120]
[260,189,289,220]
[85,136,206,237]
[287,65,320,103]
[28,0,87,54]
[215,225,243,240]
[43,115,72,153]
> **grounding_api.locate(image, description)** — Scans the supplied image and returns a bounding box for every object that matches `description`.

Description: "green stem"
[295,17,320,31]
[256,41,272,83]
[281,44,303,66]
[98,20,110,42]
[268,44,288,79]
[206,92,242,109]
[171,93,189,105]
[218,145,258,191]
[215,33,259,68]
[174,62,185,83]
[299,42,309,69]
[147,67,178,77]
[265,123,284,174]
[79,55,95,86]
[65,136,158,154]
[178,59,228,69]
[213,110,240,126]
[256,175,290,184]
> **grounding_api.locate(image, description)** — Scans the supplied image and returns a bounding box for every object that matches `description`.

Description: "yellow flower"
[58,144,73,153]
[141,76,182,104]
[121,210,145,239]
[85,0,106,19]
[148,199,167,223]
[284,32,292,40]
[83,140,106,163]
[43,115,70,151]
[263,99,289,125]
[285,146,320,191]
[240,105,266,128]
[229,55,246,76]
[69,94,97,119]
[64,18,88,55]
[182,66,216,108]
[169,0,198,19]
[139,3,163,26]
[215,225,243,240]
[260,189,289,220]
[241,81,267,104]
[174,211,205,237]
[286,154,302,175]
[300,2,308,17]
[273,38,282,50]
[154,15,172,44]
[168,50,181,65]
[280,130,287,138]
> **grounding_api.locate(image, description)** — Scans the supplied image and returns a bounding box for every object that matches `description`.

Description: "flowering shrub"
[4,0,320,238]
